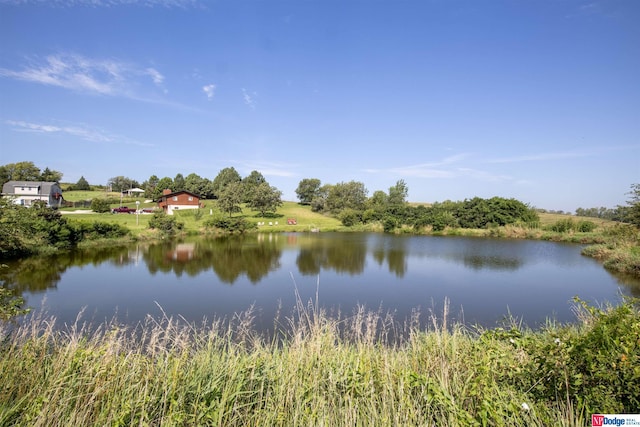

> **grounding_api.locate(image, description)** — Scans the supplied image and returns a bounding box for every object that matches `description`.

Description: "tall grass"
[2,293,637,426]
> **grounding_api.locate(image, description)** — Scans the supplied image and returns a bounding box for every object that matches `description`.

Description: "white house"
[1,181,65,208]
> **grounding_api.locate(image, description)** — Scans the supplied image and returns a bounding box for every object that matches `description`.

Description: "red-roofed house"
[157,189,202,215]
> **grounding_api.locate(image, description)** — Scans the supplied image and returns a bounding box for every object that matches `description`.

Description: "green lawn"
[64,201,343,236]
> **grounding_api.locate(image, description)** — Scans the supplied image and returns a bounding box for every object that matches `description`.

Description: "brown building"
[157,189,201,215]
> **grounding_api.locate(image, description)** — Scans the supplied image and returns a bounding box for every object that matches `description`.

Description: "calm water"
[3,233,638,332]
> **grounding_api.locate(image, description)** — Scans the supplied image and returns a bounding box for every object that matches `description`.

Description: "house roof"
[1,181,60,196]
[157,190,201,200]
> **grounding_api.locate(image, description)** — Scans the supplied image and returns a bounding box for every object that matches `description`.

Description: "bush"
[148,212,184,236]
[76,222,129,240]
[520,298,640,413]
[339,209,361,227]
[576,220,597,232]
[549,219,574,233]
[382,216,398,233]
[204,216,255,233]
[90,198,111,213]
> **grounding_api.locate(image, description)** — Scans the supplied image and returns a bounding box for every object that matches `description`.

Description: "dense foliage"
[334,196,538,232]
[0,199,129,259]
[203,216,256,233]
[147,212,184,236]
[0,161,63,186]
[90,198,111,213]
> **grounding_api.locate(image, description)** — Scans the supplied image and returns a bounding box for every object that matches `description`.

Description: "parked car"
[112,206,135,214]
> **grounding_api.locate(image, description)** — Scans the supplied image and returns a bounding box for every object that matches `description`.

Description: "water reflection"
[0,245,132,293]
[1,233,639,330]
[140,236,282,283]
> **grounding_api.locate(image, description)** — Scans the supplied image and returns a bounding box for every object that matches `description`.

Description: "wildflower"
[521,402,530,411]
[554,338,561,345]
[509,338,516,344]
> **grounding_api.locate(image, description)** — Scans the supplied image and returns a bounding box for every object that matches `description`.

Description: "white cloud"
[6,119,152,146]
[242,88,257,109]
[0,53,166,99]
[146,67,164,85]
[202,84,216,100]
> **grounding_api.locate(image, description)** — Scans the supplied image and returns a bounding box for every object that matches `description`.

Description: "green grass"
[1,297,638,426]
[65,201,343,237]
[62,190,123,202]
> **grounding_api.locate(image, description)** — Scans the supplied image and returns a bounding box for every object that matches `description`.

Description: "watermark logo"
[592,414,640,427]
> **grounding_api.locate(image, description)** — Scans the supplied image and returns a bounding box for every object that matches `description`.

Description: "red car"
[112,206,135,214]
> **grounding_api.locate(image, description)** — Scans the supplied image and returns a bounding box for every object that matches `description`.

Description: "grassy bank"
[1,297,638,426]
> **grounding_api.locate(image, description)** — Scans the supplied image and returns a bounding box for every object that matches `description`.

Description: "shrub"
[339,209,361,227]
[576,220,597,232]
[549,219,574,233]
[148,212,184,236]
[76,222,129,240]
[520,297,640,413]
[204,216,255,233]
[90,198,111,213]
[382,216,398,233]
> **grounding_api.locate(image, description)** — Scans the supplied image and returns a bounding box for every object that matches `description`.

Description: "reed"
[1,295,638,426]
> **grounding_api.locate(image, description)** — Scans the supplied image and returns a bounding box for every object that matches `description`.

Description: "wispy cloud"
[484,145,640,164]
[485,150,592,164]
[238,161,297,177]
[0,53,166,99]
[365,153,510,181]
[6,119,153,147]
[242,88,257,109]
[365,153,471,178]
[202,84,216,100]
[0,0,202,8]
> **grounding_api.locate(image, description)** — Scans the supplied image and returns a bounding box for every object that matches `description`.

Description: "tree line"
[2,161,639,229]
[0,161,63,184]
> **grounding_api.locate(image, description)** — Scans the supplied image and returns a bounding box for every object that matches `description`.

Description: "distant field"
[537,212,614,227]
[63,190,123,202]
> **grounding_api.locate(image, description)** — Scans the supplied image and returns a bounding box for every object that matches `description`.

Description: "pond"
[3,233,638,333]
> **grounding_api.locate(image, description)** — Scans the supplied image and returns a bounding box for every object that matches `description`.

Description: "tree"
[184,173,207,197]
[325,181,368,213]
[212,167,242,198]
[217,181,243,217]
[311,184,332,212]
[295,178,322,205]
[152,177,174,200]
[143,175,160,199]
[40,167,63,183]
[108,176,139,193]
[173,173,186,192]
[368,190,389,211]
[388,179,409,206]
[242,170,267,203]
[247,182,283,217]
[0,161,42,184]
[75,176,91,191]
[623,183,640,227]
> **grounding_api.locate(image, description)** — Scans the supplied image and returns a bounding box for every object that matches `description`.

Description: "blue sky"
[1,0,638,212]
